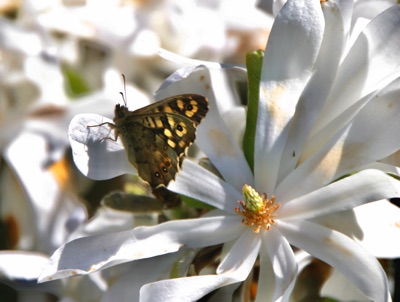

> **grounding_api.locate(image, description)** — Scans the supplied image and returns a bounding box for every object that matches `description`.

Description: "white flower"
[40,1,400,301]
[26,0,271,94]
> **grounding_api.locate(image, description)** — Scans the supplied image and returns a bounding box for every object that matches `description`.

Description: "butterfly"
[92,92,208,189]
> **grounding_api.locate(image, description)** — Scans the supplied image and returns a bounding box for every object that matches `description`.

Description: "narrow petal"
[0,251,49,280]
[345,200,400,258]
[278,1,346,182]
[217,229,260,275]
[314,5,400,134]
[100,252,184,302]
[169,160,243,214]
[278,74,400,199]
[279,169,400,220]
[287,77,400,198]
[256,245,274,302]
[140,232,259,302]
[311,199,400,259]
[68,113,135,180]
[255,0,324,192]
[39,216,242,282]
[158,48,222,69]
[259,228,297,302]
[278,220,390,302]
[141,274,241,302]
[332,77,400,177]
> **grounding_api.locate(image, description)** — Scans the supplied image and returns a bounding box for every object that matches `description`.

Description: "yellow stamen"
[236,185,280,233]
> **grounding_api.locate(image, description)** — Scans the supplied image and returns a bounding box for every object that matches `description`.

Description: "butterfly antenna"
[120,74,127,106]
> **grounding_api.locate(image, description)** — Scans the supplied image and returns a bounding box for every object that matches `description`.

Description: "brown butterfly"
[91,91,208,189]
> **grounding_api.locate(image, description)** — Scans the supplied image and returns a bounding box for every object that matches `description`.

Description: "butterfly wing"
[133,94,208,126]
[117,112,197,188]
[113,94,208,188]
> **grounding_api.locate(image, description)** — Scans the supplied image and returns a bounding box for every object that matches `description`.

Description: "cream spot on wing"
[168,139,176,148]
[163,106,173,113]
[177,99,185,110]
[155,118,163,128]
[167,117,176,127]
[164,129,173,137]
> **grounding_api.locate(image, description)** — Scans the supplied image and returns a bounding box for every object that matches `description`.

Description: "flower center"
[235,184,281,233]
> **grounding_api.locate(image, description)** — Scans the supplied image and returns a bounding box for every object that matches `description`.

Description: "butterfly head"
[114,103,129,120]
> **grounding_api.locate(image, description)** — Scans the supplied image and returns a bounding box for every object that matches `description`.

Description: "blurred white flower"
[0,15,156,301]
[20,0,271,93]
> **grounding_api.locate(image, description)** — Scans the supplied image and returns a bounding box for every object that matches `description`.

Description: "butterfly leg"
[87,122,118,142]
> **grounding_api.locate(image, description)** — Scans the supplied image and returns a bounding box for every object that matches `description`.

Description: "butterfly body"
[109,94,208,188]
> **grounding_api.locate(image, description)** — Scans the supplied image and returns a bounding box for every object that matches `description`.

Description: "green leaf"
[243,50,264,173]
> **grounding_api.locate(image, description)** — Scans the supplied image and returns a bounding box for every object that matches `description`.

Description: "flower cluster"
[2,0,400,301]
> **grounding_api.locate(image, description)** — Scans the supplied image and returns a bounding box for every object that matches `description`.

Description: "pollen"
[235,184,281,233]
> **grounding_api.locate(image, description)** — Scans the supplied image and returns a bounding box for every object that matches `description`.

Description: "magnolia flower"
[40,0,400,301]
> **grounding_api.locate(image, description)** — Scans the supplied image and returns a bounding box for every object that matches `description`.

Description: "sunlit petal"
[39,216,242,282]
[217,229,260,275]
[169,160,243,214]
[255,0,324,192]
[280,169,400,220]
[278,220,390,302]
[278,1,346,182]
[314,5,400,133]
[261,228,296,302]
[68,113,135,180]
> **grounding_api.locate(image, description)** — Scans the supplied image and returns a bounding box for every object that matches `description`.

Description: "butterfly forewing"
[112,94,208,188]
[133,94,208,126]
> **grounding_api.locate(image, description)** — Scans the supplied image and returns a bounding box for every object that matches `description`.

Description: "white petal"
[321,267,382,302]
[222,106,247,147]
[141,274,241,302]
[140,232,259,302]
[351,200,400,258]
[256,245,274,302]
[278,1,346,182]
[68,113,135,180]
[158,48,222,69]
[0,251,49,280]
[314,5,400,134]
[255,0,324,192]
[280,169,400,220]
[39,216,242,282]
[293,77,400,197]
[101,252,184,302]
[169,160,243,214]
[331,77,400,176]
[4,131,87,252]
[259,228,297,302]
[0,19,43,56]
[311,199,400,259]
[278,220,390,302]
[217,229,260,275]
[278,74,400,199]
[295,91,371,185]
